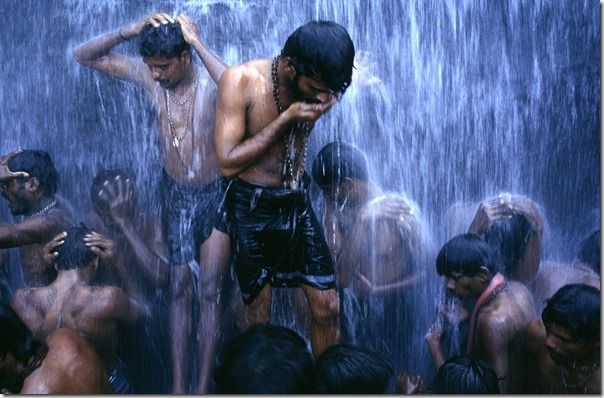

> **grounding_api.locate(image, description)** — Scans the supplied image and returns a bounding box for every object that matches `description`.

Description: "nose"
[151,68,161,81]
[446,278,456,292]
[316,92,331,104]
[544,335,557,350]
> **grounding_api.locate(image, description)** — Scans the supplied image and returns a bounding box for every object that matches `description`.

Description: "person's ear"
[283,57,296,77]
[478,266,490,282]
[24,177,39,193]
[180,49,191,65]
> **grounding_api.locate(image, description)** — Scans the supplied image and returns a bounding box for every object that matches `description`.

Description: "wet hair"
[436,234,498,277]
[576,229,600,275]
[90,169,128,213]
[312,141,369,189]
[482,212,533,279]
[55,224,96,271]
[215,324,315,394]
[541,283,600,343]
[430,355,500,394]
[281,20,355,96]
[314,344,393,394]
[139,22,190,59]
[7,150,58,197]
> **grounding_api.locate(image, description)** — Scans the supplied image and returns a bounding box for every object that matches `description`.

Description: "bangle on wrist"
[118,28,129,41]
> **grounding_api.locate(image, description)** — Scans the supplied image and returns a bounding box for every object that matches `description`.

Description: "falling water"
[1,0,599,392]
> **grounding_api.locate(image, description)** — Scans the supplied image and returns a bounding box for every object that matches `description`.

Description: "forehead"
[300,75,330,90]
[544,322,573,339]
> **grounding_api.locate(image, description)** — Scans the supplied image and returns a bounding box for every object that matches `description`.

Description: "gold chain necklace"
[271,56,310,190]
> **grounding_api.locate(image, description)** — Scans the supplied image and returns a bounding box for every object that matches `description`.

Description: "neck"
[56,269,86,286]
[26,196,54,217]
[275,58,296,110]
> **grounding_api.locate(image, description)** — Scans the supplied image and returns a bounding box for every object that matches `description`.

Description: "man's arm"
[11,289,43,336]
[0,215,60,249]
[215,66,336,178]
[177,14,227,84]
[73,13,173,95]
[477,316,510,393]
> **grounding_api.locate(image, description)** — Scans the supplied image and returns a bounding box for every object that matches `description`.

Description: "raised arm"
[0,214,63,249]
[215,65,336,178]
[177,14,227,84]
[73,13,174,95]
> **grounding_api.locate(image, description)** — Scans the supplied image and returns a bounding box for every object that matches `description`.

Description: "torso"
[237,59,310,187]
[21,201,75,287]
[154,68,220,186]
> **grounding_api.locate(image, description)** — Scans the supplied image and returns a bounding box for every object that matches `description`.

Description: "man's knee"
[170,266,193,299]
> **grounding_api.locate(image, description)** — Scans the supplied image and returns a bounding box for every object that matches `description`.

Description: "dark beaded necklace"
[271,55,310,189]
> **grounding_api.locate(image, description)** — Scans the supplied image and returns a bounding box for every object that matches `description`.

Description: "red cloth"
[466,272,505,355]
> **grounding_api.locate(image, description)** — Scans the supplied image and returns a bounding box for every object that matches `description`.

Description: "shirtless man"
[73,13,226,392]
[531,230,600,314]
[524,283,600,393]
[0,302,111,394]
[204,21,355,390]
[426,233,535,393]
[468,193,544,285]
[0,150,75,287]
[11,224,146,393]
[311,141,434,377]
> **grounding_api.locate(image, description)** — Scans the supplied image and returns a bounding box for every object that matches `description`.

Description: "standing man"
[203,20,355,390]
[0,150,75,287]
[73,12,226,393]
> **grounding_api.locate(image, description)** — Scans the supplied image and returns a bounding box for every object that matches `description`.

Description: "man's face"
[143,53,187,89]
[445,271,481,301]
[321,183,349,209]
[0,178,30,215]
[543,322,596,365]
[292,74,336,104]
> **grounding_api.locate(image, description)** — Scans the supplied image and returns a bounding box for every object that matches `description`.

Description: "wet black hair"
[314,343,393,394]
[139,22,190,59]
[482,212,533,280]
[312,141,369,189]
[541,283,600,343]
[436,234,498,277]
[429,355,500,394]
[90,169,129,213]
[55,224,96,271]
[576,229,600,275]
[281,20,355,96]
[215,324,315,394]
[7,150,58,197]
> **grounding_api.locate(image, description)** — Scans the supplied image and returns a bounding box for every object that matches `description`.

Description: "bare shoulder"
[220,59,268,93]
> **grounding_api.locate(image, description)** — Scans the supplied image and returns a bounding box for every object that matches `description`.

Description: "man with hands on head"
[74,12,227,392]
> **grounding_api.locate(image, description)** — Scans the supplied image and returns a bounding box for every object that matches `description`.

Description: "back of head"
[541,283,600,343]
[315,343,393,394]
[8,150,58,197]
[483,212,532,279]
[139,22,190,58]
[282,20,355,96]
[436,233,497,277]
[312,141,369,189]
[430,355,499,394]
[215,324,315,394]
[576,229,600,275]
[55,224,96,271]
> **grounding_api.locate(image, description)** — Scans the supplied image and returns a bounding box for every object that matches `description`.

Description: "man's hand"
[396,372,425,394]
[177,14,200,46]
[286,97,337,124]
[97,175,133,227]
[122,12,175,39]
[0,150,28,182]
[468,194,514,234]
[84,231,116,263]
[425,322,444,349]
[42,231,67,265]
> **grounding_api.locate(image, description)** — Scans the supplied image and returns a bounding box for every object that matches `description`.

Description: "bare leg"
[170,264,193,393]
[196,228,230,394]
[242,283,272,328]
[300,285,340,357]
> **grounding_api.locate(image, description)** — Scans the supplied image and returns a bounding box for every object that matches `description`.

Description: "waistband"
[161,168,221,195]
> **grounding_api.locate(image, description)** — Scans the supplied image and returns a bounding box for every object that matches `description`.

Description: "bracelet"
[118,28,129,41]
